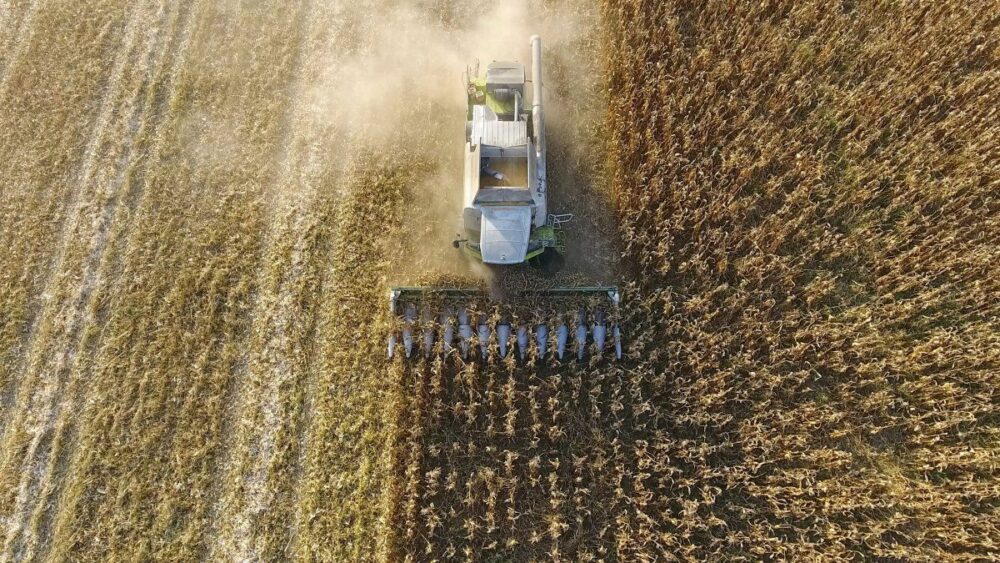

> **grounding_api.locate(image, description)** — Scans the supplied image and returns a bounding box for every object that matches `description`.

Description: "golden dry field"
[0,0,997,561]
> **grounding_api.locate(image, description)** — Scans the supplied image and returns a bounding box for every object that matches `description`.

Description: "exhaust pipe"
[530,35,546,201]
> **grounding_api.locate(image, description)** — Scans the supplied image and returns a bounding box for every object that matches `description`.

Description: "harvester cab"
[388,36,623,364]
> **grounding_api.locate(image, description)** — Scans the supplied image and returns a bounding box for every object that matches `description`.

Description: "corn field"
[597,0,999,559]
[0,0,997,561]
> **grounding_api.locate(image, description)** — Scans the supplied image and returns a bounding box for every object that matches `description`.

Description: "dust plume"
[304,0,609,286]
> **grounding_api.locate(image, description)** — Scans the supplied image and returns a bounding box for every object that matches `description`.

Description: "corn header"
[388,286,622,362]
[388,36,623,363]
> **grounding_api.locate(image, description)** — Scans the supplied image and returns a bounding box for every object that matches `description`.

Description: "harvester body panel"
[460,37,549,261]
[479,206,531,264]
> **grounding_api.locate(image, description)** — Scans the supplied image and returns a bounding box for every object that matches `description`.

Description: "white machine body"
[461,36,548,265]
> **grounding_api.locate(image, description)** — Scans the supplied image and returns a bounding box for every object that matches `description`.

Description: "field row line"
[0,1,201,560]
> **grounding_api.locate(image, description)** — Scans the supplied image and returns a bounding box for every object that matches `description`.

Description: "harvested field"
[0,0,997,561]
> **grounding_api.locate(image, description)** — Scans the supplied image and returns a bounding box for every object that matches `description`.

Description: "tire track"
[137,4,312,557]
[37,2,315,558]
[0,0,146,478]
[0,0,129,439]
[206,1,370,559]
[0,0,43,105]
[210,209,318,562]
[0,2,166,558]
[204,0,316,557]
[12,2,201,560]
[41,0,214,551]
[0,0,132,506]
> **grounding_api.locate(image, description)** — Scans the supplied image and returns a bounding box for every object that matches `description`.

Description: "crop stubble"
[0,1,195,558]
[1,0,423,560]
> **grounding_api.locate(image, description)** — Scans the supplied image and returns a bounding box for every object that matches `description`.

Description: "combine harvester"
[388,36,621,363]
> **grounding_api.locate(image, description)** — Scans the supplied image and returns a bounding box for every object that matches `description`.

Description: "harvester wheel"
[529,247,564,277]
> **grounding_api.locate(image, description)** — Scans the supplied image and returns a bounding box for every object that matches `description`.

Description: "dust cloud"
[307,0,614,287]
